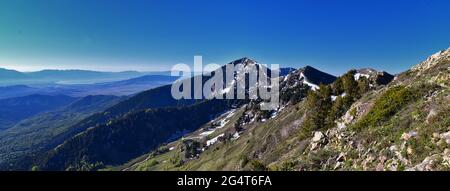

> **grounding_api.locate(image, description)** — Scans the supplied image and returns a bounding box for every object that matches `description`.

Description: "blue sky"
[0,0,449,75]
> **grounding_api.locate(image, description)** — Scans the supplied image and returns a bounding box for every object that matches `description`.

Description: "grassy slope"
[122,102,308,171]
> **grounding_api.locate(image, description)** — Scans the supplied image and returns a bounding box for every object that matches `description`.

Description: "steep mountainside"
[0,95,123,169]
[122,48,448,171]
[38,99,237,170]
[0,95,77,131]
[293,48,449,171]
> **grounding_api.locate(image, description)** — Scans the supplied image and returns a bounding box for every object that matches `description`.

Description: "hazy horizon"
[0,50,444,76]
[1,0,450,76]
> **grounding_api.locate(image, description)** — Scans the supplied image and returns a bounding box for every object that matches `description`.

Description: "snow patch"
[200,130,215,136]
[200,109,236,137]
[303,80,319,91]
[232,132,240,140]
[331,93,346,101]
[270,111,278,119]
[217,110,235,128]
[299,72,319,90]
[354,73,370,81]
[220,79,236,94]
[283,74,290,82]
[331,95,338,101]
[207,133,225,147]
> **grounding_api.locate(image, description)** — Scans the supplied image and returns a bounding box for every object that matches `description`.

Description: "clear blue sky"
[0,0,449,75]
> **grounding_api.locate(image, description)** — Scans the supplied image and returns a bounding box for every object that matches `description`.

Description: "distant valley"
[0,68,174,86]
[0,73,179,99]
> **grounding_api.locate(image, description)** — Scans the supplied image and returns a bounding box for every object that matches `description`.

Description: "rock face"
[412,48,450,73]
[375,71,395,85]
[310,131,327,151]
[355,68,394,86]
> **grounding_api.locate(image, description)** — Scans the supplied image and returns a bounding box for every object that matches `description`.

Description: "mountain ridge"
[115,48,448,171]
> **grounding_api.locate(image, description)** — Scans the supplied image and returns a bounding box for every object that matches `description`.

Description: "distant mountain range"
[0,66,296,99]
[0,68,173,86]
[0,74,179,99]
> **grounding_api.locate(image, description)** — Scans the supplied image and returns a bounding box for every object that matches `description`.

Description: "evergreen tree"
[331,77,344,95]
[342,70,358,99]
[300,85,333,138]
[357,77,370,97]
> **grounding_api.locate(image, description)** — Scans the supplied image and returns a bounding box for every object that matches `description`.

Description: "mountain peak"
[303,65,316,70]
[354,68,394,85]
[230,57,258,66]
[0,68,20,72]
[301,65,337,85]
[357,68,378,73]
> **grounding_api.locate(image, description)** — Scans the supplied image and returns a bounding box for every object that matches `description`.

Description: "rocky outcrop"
[412,48,450,73]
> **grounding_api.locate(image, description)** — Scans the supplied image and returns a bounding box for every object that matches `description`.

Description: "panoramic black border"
[0,171,447,190]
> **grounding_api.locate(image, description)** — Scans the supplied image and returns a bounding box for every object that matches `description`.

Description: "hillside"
[122,48,448,171]
[0,95,77,131]
[0,95,123,169]
[37,99,238,170]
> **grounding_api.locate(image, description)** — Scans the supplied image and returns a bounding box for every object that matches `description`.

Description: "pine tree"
[342,70,358,99]
[300,85,333,138]
[332,77,344,95]
[357,77,370,97]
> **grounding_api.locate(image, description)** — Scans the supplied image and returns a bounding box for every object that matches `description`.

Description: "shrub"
[249,160,268,171]
[353,86,418,131]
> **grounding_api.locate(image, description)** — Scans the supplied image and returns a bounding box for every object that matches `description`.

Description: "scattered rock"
[312,131,325,142]
[433,132,440,139]
[440,131,450,144]
[386,159,399,171]
[401,131,417,141]
[426,109,437,124]
[333,162,342,170]
[408,155,439,171]
[442,149,450,167]
[336,152,345,162]
[407,147,413,155]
